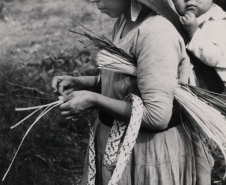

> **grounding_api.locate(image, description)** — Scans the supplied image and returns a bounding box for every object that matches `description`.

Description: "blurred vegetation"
[0,53,99,185]
[0,0,112,184]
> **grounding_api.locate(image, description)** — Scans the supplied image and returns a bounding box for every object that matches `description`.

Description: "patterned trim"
[87,94,143,185]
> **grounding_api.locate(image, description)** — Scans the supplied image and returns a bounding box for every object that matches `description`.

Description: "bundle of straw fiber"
[70,21,226,179]
[97,50,226,181]
[69,19,135,64]
[97,50,137,76]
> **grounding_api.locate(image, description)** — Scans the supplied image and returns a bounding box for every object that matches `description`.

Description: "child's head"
[172,0,213,17]
[90,0,131,18]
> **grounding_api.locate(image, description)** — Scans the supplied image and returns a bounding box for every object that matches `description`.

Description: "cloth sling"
[87,94,143,185]
[139,0,225,93]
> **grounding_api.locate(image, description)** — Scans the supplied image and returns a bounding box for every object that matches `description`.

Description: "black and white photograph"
[0,0,226,184]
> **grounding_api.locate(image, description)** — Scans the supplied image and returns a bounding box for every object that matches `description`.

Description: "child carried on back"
[167,0,226,184]
[173,0,226,86]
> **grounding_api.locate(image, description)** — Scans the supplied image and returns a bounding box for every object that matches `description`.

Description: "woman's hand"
[59,90,132,123]
[51,75,84,95]
[59,91,96,121]
[51,75,99,96]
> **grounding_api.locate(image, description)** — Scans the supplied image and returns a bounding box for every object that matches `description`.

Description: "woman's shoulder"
[133,14,186,58]
[139,14,180,38]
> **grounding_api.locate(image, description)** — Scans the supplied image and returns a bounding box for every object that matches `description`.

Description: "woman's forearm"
[92,93,132,123]
[74,76,99,90]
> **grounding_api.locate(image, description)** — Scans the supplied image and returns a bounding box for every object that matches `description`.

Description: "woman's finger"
[65,116,78,121]
[59,101,71,110]
[70,115,78,122]
[63,88,74,96]
[61,110,71,117]
[61,93,74,103]
[71,118,78,122]
[58,81,69,95]
[65,116,72,120]
[51,75,63,93]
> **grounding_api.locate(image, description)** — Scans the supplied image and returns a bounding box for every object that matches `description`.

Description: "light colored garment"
[187,4,226,86]
[82,12,196,185]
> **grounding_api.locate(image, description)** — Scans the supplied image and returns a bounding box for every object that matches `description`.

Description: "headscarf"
[135,0,178,14]
[131,0,179,22]
[131,0,142,21]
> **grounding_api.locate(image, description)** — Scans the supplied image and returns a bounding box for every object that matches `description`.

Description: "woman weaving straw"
[52,0,199,184]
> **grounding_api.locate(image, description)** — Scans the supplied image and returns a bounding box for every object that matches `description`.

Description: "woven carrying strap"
[87,94,143,185]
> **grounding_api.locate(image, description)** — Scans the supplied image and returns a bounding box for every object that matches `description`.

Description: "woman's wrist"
[90,92,98,107]
[89,93,132,123]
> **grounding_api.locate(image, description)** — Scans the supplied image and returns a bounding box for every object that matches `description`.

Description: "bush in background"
[0,58,99,185]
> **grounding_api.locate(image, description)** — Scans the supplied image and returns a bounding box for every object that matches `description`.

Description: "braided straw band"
[87,94,143,185]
